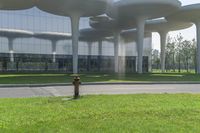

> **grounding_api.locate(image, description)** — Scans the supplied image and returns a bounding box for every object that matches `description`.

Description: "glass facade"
[0,7,152,73]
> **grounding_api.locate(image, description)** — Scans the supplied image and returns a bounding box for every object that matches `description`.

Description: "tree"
[180,40,193,72]
[151,49,160,69]
[165,35,176,72]
[174,33,183,73]
[151,33,197,73]
[191,39,197,73]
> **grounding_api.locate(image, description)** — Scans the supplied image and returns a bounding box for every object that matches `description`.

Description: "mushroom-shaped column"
[113,32,120,73]
[36,0,108,74]
[79,28,112,71]
[90,16,120,73]
[34,32,71,63]
[0,29,33,62]
[121,29,153,73]
[166,4,200,74]
[98,40,103,58]
[107,0,181,74]
[120,29,152,43]
[0,0,34,67]
[87,42,92,71]
[90,16,135,73]
[0,0,34,10]
[146,19,193,73]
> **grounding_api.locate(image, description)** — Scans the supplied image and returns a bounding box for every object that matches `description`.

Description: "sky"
[152,0,200,50]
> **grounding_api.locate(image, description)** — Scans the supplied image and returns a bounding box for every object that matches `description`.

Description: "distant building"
[0,8,152,73]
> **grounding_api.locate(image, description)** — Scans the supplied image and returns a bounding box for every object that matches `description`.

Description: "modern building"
[0,7,152,73]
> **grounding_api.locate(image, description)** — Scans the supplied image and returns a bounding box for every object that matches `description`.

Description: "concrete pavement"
[0,84,200,98]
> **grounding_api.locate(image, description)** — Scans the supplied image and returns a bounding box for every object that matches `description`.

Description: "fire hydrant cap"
[74,76,80,80]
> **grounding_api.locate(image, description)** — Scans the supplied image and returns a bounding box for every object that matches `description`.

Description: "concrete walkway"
[0,84,200,98]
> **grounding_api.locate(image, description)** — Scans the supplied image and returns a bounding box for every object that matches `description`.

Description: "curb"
[1,81,200,88]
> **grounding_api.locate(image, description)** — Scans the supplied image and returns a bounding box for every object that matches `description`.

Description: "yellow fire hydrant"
[72,76,81,99]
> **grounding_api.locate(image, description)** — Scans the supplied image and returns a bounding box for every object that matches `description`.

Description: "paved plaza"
[0,84,200,98]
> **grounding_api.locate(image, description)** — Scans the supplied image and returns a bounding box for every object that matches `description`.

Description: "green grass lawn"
[0,73,200,84]
[0,94,200,132]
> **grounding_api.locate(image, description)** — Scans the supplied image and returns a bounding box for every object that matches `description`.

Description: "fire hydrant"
[72,76,81,99]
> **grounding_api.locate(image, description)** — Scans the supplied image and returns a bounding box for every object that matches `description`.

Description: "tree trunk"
[187,57,189,73]
[173,53,175,72]
[178,53,181,73]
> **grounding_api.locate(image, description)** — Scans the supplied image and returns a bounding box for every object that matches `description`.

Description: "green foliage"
[152,49,160,69]
[152,33,197,72]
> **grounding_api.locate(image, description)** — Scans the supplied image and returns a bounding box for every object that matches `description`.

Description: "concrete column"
[98,40,103,56]
[159,31,168,73]
[136,17,146,74]
[98,40,103,71]
[114,31,120,73]
[119,40,126,74]
[88,42,92,56]
[148,32,153,73]
[8,38,14,62]
[196,22,200,74]
[70,14,80,74]
[135,56,138,73]
[51,40,57,63]
[87,42,92,71]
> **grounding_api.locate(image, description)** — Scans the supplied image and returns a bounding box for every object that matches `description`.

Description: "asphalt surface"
[0,84,200,98]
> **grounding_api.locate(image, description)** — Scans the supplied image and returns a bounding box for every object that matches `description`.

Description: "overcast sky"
[152,0,200,50]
